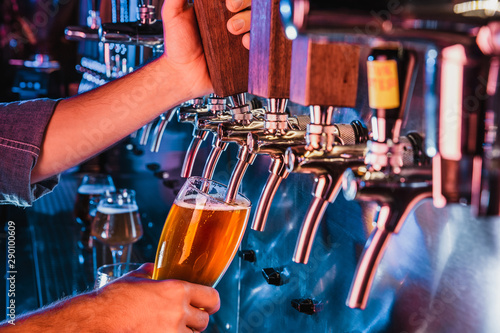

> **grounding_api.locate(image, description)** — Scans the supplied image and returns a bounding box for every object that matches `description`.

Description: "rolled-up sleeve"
[0,98,61,207]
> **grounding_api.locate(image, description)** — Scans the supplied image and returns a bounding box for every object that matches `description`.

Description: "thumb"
[161,0,191,20]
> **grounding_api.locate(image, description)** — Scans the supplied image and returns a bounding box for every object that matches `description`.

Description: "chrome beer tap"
[247,116,310,231]
[431,43,490,212]
[221,120,264,203]
[285,37,362,263]
[65,0,101,42]
[244,0,310,223]
[178,96,225,178]
[342,45,434,310]
[184,0,260,186]
[472,46,500,216]
[150,107,179,152]
[286,122,370,264]
[100,0,163,48]
[342,163,432,309]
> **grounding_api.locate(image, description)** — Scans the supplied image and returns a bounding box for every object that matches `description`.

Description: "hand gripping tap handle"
[180,0,249,179]
[193,0,249,98]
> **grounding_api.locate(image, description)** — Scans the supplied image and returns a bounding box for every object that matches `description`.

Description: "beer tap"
[150,107,179,152]
[430,42,490,212]
[471,44,500,216]
[241,0,308,224]
[247,119,310,232]
[283,37,362,264]
[287,123,370,264]
[100,0,163,48]
[193,0,251,123]
[173,0,253,182]
[65,0,101,41]
[178,95,236,178]
[342,45,433,310]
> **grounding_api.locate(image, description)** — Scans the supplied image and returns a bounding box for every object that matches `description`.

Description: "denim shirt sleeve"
[0,98,61,207]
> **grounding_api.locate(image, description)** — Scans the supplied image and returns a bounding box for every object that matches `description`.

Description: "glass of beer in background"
[94,262,143,289]
[152,177,251,287]
[91,189,144,265]
[73,174,116,249]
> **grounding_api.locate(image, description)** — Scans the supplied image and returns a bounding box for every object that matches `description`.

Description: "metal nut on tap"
[305,123,339,152]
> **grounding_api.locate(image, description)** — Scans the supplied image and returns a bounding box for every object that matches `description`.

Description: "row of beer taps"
[65,0,500,312]
[154,0,431,311]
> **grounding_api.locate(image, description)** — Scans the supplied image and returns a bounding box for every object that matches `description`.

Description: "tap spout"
[180,129,209,178]
[150,108,177,152]
[201,135,229,180]
[251,157,290,231]
[139,121,155,146]
[225,145,257,203]
[343,168,433,309]
[287,144,367,264]
[293,173,343,264]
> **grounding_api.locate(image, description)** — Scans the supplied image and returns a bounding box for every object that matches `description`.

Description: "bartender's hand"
[0,264,219,333]
[160,0,252,98]
[226,0,252,49]
[31,0,252,183]
[96,263,220,332]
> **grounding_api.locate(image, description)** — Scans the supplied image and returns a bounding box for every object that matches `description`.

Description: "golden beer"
[152,177,250,286]
[91,204,143,247]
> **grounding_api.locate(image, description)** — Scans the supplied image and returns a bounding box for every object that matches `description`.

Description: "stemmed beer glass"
[73,174,116,249]
[152,177,251,287]
[91,189,144,265]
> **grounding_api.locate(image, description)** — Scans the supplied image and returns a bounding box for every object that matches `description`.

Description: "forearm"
[0,291,112,332]
[31,55,211,183]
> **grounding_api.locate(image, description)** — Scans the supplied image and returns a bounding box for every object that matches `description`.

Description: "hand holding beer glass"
[153,177,251,287]
[91,189,144,265]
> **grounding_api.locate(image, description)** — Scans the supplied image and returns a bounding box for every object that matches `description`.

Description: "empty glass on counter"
[91,189,144,265]
[152,176,251,287]
[73,174,116,249]
[94,262,143,289]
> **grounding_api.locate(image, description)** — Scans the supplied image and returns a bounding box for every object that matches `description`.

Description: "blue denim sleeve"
[0,98,61,207]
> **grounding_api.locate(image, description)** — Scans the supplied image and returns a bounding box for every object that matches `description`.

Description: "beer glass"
[94,262,143,289]
[152,176,251,287]
[91,189,144,265]
[73,174,116,249]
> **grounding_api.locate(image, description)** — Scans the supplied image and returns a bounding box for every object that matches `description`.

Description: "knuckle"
[198,311,210,329]
[164,279,189,297]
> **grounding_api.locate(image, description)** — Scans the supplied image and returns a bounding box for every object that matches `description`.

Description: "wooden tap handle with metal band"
[193,0,249,97]
[248,0,292,99]
[290,36,360,107]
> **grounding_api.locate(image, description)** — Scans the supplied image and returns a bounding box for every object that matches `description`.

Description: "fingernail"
[231,0,243,10]
[231,18,245,31]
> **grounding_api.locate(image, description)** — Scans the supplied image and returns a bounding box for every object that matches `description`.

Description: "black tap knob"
[291,298,323,315]
[262,267,287,286]
[239,250,256,263]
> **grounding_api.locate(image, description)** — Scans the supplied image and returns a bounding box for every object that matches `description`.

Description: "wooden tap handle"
[290,36,360,107]
[193,0,249,97]
[248,0,292,98]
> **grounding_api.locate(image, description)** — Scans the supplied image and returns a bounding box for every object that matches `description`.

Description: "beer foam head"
[178,195,249,211]
[78,184,116,194]
[97,204,139,214]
